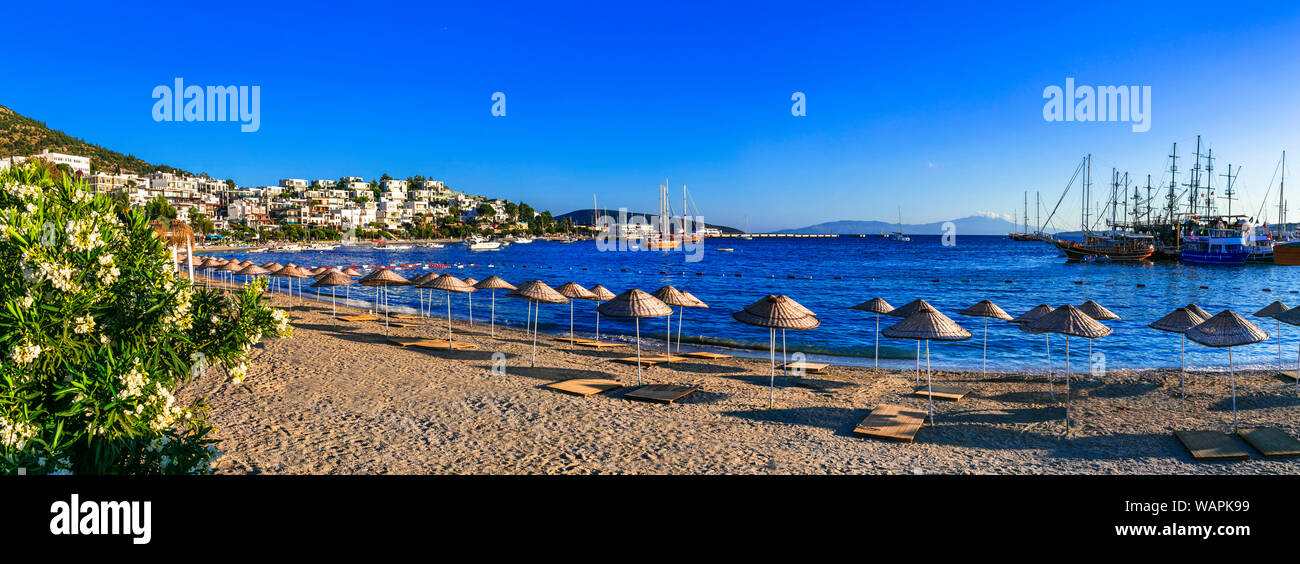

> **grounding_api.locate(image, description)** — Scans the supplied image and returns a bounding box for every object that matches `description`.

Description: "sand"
[177,291,1300,475]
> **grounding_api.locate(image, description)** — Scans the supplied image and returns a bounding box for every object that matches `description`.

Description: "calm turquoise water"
[215,235,1300,372]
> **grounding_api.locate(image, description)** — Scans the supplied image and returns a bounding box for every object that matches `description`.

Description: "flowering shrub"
[0,162,291,474]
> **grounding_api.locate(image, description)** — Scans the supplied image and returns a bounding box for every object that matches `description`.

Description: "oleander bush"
[0,161,291,475]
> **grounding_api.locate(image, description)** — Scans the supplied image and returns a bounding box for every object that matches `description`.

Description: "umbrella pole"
[982,317,988,376]
[635,318,642,385]
[1180,335,1186,399]
[666,310,672,360]
[531,302,538,369]
[490,291,496,337]
[769,328,776,409]
[1279,320,1284,374]
[595,302,601,342]
[446,290,454,348]
[469,293,473,326]
[569,301,575,349]
[926,339,933,424]
[1047,335,1054,399]
[332,287,337,320]
[782,329,788,379]
[1230,347,1237,432]
[874,314,880,369]
[1295,339,1299,397]
[1065,336,1071,435]
[677,306,684,354]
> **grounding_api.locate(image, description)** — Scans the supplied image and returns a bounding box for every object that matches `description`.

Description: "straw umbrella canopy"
[600,289,673,385]
[409,272,440,317]
[675,291,709,355]
[958,300,1012,376]
[216,260,242,286]
[886,299,938,383]
[1077,300,1120,368]
[1253,301,1289,376]
[310,270,356,319]
[507,280,569,367]
[274,264,314,306]
[651,286,706,355]
[359,268,411,336]
[1149,307,1209,398]
[731,295,820,408]
[1025,305,1112,434]
[343,267,364,277]
[1185,303,1211,319]
[850,298,894,368]
[1185,310,1269,431]
[418,274,475,348]
[462,277,479,326]
[587,284,617,342]
[1271,306,1300,396]
[883,309,972,423]
[557,282,597,349]
[473,276,517,337]
[234,263,270,289]
[1012,304,1057,396]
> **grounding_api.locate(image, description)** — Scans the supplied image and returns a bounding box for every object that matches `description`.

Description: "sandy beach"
[177,291,1300,475]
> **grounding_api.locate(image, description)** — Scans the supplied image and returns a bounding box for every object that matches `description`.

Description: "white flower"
[19,295,33,308]
[0,416,37,450]
[10,341,41,365]
[74,314,95,335]
[116,361,148,400]
[228,362,248,384]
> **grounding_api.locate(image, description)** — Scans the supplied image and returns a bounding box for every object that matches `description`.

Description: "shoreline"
[177,290,1300,475]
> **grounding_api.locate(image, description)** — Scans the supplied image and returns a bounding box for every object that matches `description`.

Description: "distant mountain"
[0,104,191,176]
[778,215,1054,236]
[555,209,741,233]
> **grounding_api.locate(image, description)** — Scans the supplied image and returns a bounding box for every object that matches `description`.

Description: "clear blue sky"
[3,1,1299,231]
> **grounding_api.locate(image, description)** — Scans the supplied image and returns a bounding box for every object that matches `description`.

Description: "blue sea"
[213,235,1300,373]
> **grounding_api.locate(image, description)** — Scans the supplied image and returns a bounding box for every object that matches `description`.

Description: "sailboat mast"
[1280,151,1287,229]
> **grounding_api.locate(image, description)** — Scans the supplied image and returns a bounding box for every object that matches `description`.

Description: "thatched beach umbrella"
[462,277,479,325]
[409,272,440,317]
[473,276,517,337]
[1077,300,1120,368]
[600,289,672,385]
[883,309,972,423]
[311,270,356,319]
[557,282,596,349]
[731,295,820,408]
[359,268,411,336]
[419,274,475,348]
[587,284,616,342]
[677,291,709,354]
[1253,301,1289,376]
[850,297,894,368]
[1185,303,1211,319]
[1272,306,1300,396]
[1185,310,1268,431]
[234,264,270,291]
[1149,307,1209,398]
[1011,304,1057,396]
[507,280,569,367]
[887,299,938,384]
[1025,305,1112,434]
[216,260,242,286]
[958,300,1012,376]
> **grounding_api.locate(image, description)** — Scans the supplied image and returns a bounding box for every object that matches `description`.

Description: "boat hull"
[1274,243,1300,265]
[1052,239,1154,262]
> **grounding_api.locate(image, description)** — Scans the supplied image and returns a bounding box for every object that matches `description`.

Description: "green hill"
[0,104,190,176]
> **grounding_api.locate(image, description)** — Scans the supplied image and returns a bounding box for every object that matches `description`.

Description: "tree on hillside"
[145,195,176,221]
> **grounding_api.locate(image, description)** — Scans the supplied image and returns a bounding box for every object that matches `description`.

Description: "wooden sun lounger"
[645,355,688,363]
[611,356,686,366]
[1174,430,1250,462]
[389,314,423,321]
[781,361,830,373]
[545,378,623,397]
[624,383,701,404]
[387,337,478,351]
[913,385,971,402]
[853,404,926,443]
[337,315,379,322]
[1237,428,1300,459]
[555,337,594,344]
[577,341,624,349]
[681,351,732,360]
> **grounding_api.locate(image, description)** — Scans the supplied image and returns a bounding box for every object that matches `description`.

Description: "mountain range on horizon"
[775,215,1056,236]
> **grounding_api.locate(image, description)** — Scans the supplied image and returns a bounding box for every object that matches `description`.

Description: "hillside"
[0,104,189,176]
[777,215,1055,236]
[555,209,741,233]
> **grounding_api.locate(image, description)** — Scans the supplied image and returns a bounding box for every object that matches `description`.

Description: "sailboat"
[645,181,683,249]
[888,207,910,242]
[1049,155,1155,262]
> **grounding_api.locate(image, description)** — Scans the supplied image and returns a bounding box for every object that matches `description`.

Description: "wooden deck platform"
[681,351,733,360]
[389,314,423,321]
[612,355,687,366]
[1237,427,1300,459]
[577,341,625,349]
[781,361,830,373]
[337,315,378,322]
[387,337,478,351]
[913,385,971,402]
[853,404,927,443]
[555,337,591,344]
[545,378,623,397]
[624,384,701,404]
[1175,430,1250,462]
